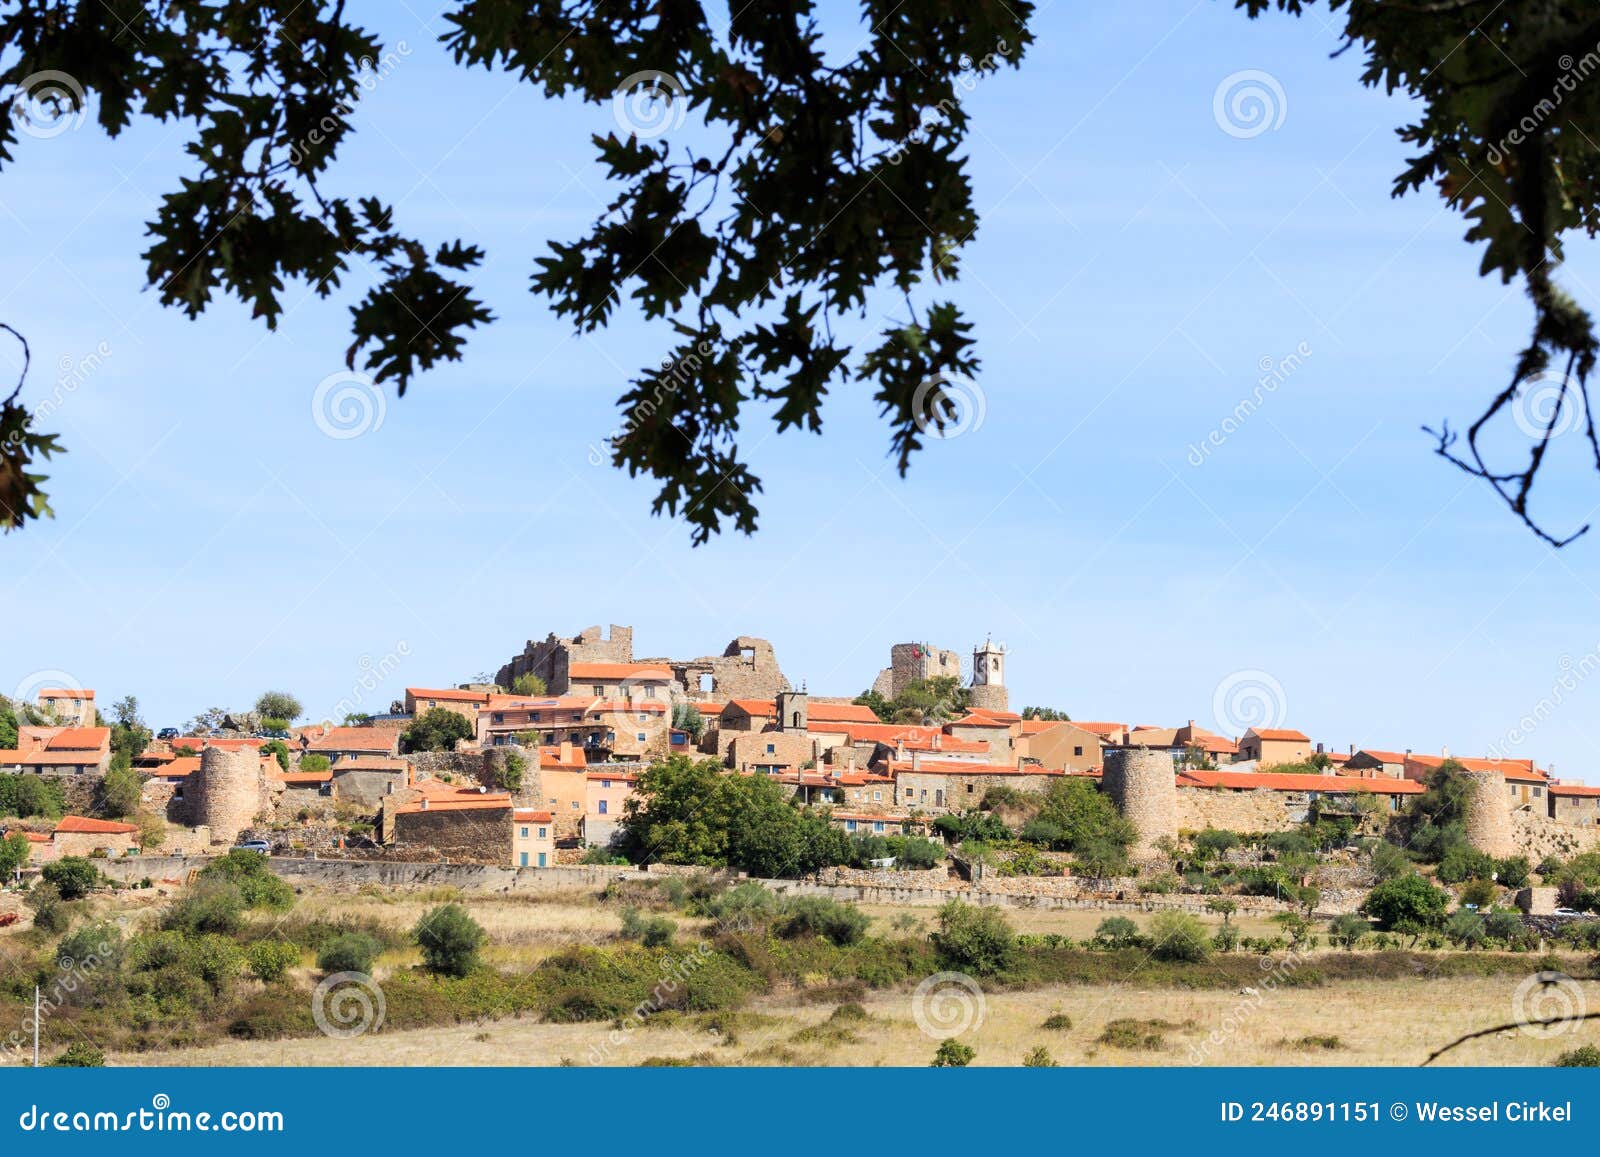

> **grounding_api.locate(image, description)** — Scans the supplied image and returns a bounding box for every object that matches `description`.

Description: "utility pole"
[32,986,39,1068]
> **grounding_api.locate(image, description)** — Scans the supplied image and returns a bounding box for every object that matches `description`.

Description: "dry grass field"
[87,884,1596,1069]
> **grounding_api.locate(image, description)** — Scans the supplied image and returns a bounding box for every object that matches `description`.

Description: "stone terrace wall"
[1175,786,1307,834]
[1511,810,1600,861]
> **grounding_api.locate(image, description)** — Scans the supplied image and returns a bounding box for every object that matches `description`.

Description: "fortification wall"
[1175,786,1308,834]
[874,642,962,701]
[188,746,264,846]
[1509,810,1600,860]
[1461,770,1516,857]
[1103,747,1177,857]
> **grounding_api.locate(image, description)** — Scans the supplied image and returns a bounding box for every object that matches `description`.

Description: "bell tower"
[969,638,1008,712]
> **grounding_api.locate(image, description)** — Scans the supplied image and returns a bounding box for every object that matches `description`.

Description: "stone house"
[329,756,408,808]
[1404,754,1550,808]
[50,815,141,858]
[384,781,514,863]
[945,712,1014,765]
[564,662,673,700]
[403,687,490,721]
[1343,749,1410,778]
[479,696,669,762]
[304,724,403,764]
[583,768,637,847]
[512,809,555,867]
[890,759,1065,813]
[1237,728,1312,767]
[1549,784,1600,826]
[729,730,816,774]
[36,688,95,727]
[831,812,928,837]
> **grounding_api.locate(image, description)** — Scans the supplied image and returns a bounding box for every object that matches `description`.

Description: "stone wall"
[664,636,788,701]
[873,642,962,701]
[1462,770,1517,858]
[389,805,513,864]
[497,623,634,691]
[187,746,265,846]
[1509,810,1600,861]
[1175,785,1309,834]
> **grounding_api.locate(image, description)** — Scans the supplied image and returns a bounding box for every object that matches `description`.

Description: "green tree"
[261,739,291,771]
[0,830,30,877]
[254,691,303,722]
[852,689,894,723]
[298,753,331,773]
[1444,908,1487,948]
[1022,1045,1058,1067]
[1148,910,1210,963]
[1496,856,1532,890]
[318,932,382,975]
[41,856,99,900]
[932,899,1015,976]
[99,763,145,819]
[1360,875,1450,933]
[402,708,475,754]
[48,1042,105,1067]
[0,700,17,751]
[1019,707,1071,721]
[1327,913,1370,951]
[671,703,704,740]
[413,903,485,978]
[1405,762,1474,862]
[247,939,301,983]
[1036,778,1136,855]
[509,673,547,697]
[199,849,295,910]
[931,1039,975,1067]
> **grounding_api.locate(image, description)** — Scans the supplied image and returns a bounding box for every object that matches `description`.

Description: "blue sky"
[6,2,1600,781]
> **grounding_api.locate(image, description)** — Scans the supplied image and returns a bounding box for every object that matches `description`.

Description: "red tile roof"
[39,688,94,699]
[306,727,399,754]
[1072,722,1127,737]
[157,756,203,779]
[1247,728,1312,742]
[805,702,881,725]
[407,687,491,704]
[949,713,1010,729]
[45,727,110,751]
[888,760,1063,777]
[513,809,554,822]
[1354,749,1410,764]
[1551,784,1600,798]
[53,815,140,835]
[1406,754,1547,782]
[726,699,777,717]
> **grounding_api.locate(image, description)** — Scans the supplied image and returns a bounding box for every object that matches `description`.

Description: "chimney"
[560,741,574,764]
[419,798,429,810]
[1441,744,1450,758]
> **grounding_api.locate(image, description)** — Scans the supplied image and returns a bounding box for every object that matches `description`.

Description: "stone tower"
[1102,746,1176,859]
[873,642,962,700]
[1461,769,1516,857]
[968,638,1008,712]
[189,745,264,846]
[777,687,809,732]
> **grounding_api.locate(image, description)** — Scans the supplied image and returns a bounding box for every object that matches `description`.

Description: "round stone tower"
[1102,746,1176,859]
[190,745,264,846]
[1461,769,1516,858]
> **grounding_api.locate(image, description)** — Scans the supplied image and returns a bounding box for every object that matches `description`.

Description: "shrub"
[1041,1011,1073,1031]
[162,880,246,936]
[1019,819,1066,848]
[1149,910,1209,962]
[1327,914,1370,950]
[1211,923,1239,953]
[199,850,294,911]
[1370,841,1411,882]
[1098,1018,1170,1050]
[26,882,69,933]
[1193,828,1241,859]
[931,1039,975,1067]
[1022,1045,1058,1067]
[1458,877,1498,909]
[1555,1045,1600,1067]
[621,907,677,947]
[413,904,485,978]
[1092,916,1142,950]
[49,1042,105,1067]
[42,857,99,900]
[299,753,332,773]
[1496,855,1532,890]
[1484,909,1524,941]
[889,836,945,869]
[1263,831,1314,858]
[247,939,301,983]
[317,932,382,975]
[932,900,1015,975]
[775,897,869,947]
[1444,909,1486,948]
[1438,845,1495,885]
[1360,875,1449,932]
[693,881,779,928]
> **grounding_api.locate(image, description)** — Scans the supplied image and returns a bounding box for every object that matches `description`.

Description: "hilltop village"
[3,624,1596,888]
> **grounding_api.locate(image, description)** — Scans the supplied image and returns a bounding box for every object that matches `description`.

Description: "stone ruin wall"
[496,623,635,689]
[664,635,788,701]
[1174,785,1308,834]
[188,746,267,846]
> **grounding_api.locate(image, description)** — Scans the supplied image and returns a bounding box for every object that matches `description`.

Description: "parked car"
[255,728,290,740]
[234,840,271,855]
[1553,907,1585,918]
[156,727,180,740]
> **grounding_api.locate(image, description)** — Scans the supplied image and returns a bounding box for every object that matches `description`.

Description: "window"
[601,779,612,788]
[538,827,547,838]
[426,700,436,708]
[571,800,580,809]
[1074,745,1084,757]
[492,713,504,723]
[537,852,547,867]
[845,820,858,832]
[872,791,881,801]
[1534,786,1544,798]
[598,799,608,815]
[967,784,974,793]
[766,743,776,754]
[520,827,529,838]
[905,787,914,798]
[530,712,540,722]
[593,685,604,696]
[920,789,927,801]
[699,674,714,693]
[519,852,529,867]
[873,821,885,833]
[636,732,647,742]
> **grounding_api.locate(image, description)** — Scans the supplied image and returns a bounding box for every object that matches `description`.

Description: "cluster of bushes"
[846,833,944,870]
